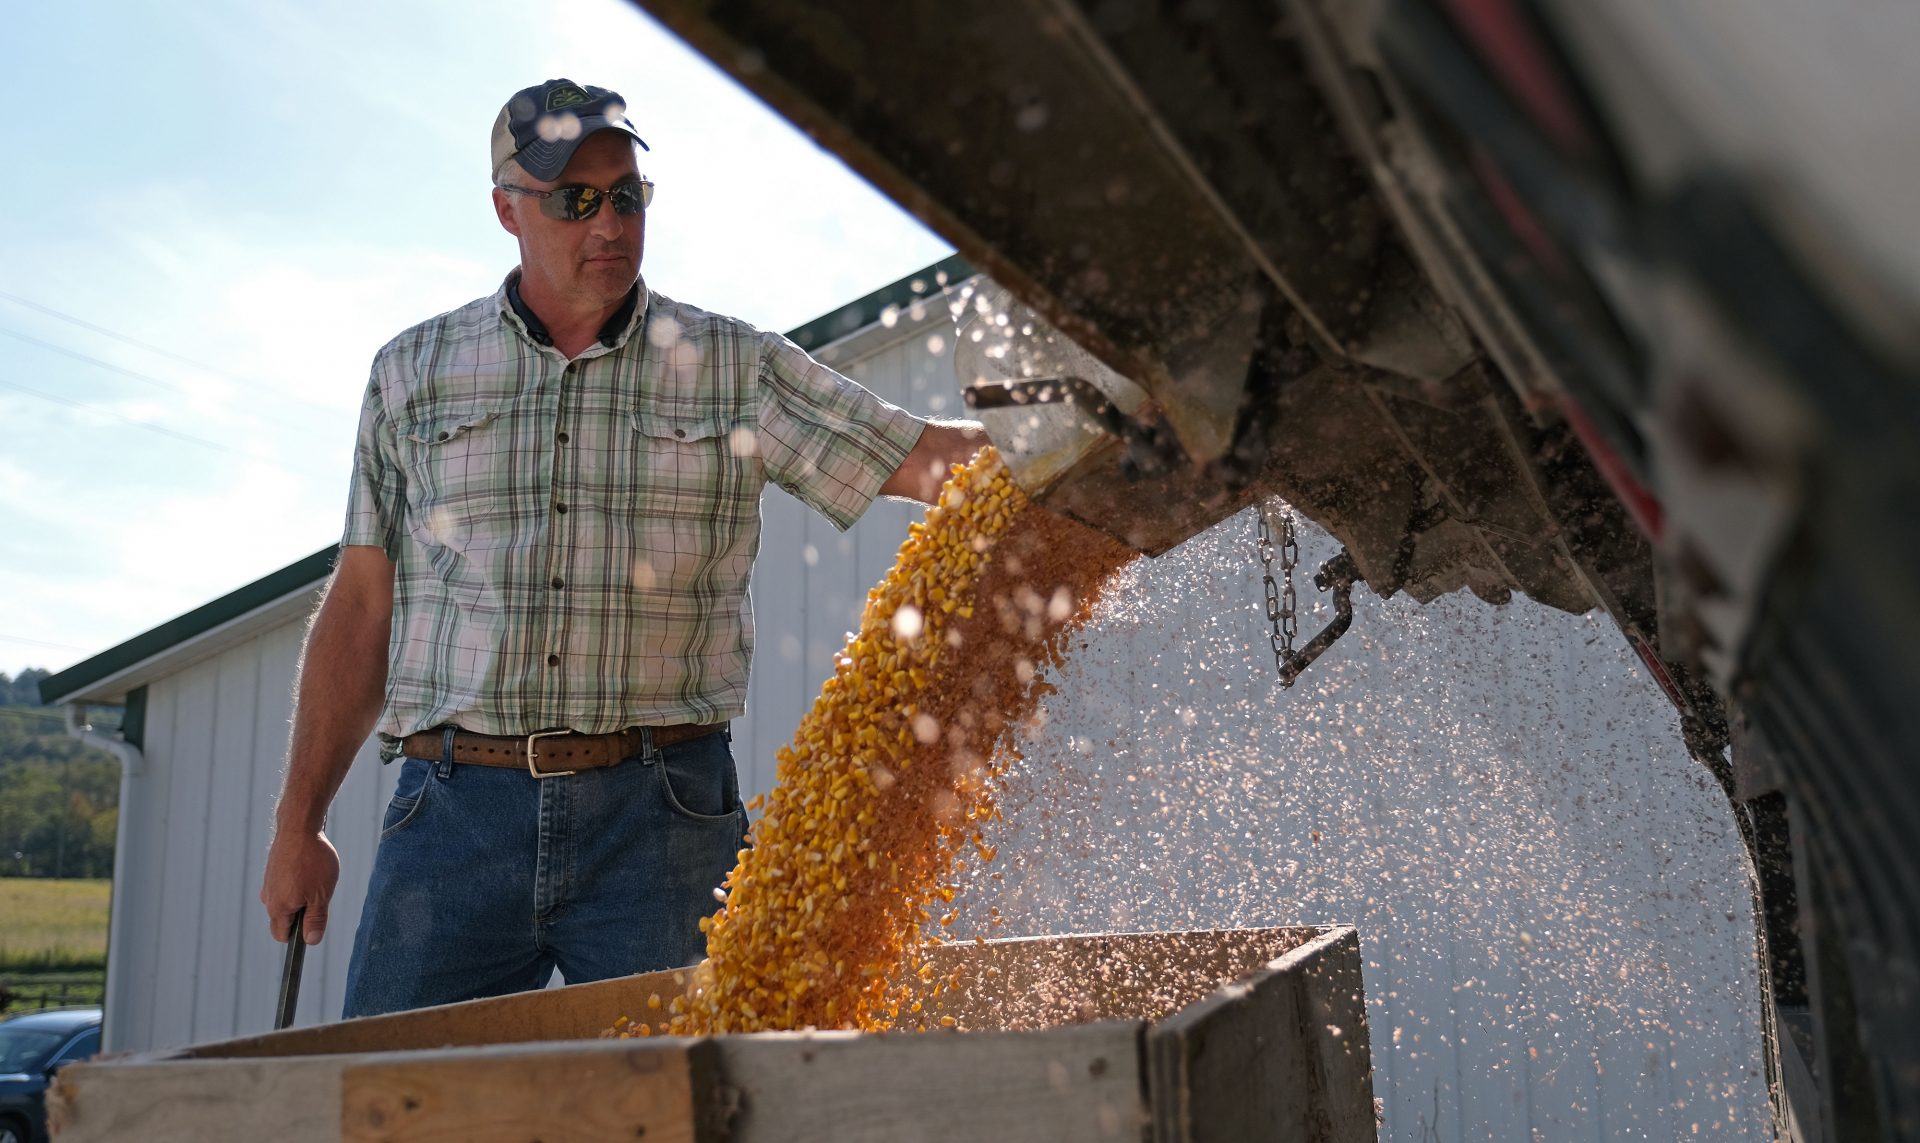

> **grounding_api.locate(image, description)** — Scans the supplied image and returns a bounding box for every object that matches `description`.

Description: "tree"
[0,669,120,878]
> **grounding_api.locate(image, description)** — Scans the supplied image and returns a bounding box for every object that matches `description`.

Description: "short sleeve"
[341,365,404,558]
[757,332,926,531]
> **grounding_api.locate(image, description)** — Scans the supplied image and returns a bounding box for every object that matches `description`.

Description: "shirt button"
[546,653,561,667]
[436,431,450,441]
[557,431,571,444]
[673,427,687,439]
[551,576,565,590]
[555,502,568,514]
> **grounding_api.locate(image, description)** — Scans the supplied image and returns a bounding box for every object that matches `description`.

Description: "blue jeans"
[341,729,747,1018]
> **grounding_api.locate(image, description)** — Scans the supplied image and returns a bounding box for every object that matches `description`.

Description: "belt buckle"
[525,728,576,779]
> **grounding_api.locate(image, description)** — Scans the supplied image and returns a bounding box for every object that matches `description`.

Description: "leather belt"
[398,723,725,778]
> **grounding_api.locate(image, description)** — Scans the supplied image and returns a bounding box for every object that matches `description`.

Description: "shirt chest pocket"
[626,408,755,521]
[400,409,503,520]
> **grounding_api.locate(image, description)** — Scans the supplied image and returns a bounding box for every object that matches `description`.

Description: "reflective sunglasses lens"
[532,190,576,221]
[610,180,653,215]
[560,185,604,220]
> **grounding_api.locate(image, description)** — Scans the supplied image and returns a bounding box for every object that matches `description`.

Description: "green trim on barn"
[38,546,341,706]
[785,253,974,350]
[120,686,148,750]
[35,254,974,709]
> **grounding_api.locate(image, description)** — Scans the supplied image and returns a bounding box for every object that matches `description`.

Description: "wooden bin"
[52,925,1374,1142]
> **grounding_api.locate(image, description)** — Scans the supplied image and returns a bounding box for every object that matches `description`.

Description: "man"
[259,79,985,1017]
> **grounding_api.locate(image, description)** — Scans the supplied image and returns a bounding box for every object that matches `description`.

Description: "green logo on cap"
[545,84,591,111]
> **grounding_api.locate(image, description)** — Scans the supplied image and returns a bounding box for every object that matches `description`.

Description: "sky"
[0,0,954,679]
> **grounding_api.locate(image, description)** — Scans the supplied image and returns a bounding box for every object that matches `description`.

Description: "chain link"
[1256,502,1299,673]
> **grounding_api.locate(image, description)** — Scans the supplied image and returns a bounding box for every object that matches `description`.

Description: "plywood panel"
[50,1054,348,1143]
[340,1041,702,1143]
[1148,929,1375,1143]
[720,1023,1144,1143]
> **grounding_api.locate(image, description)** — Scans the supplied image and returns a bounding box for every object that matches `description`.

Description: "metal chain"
[1256,502,1299,673]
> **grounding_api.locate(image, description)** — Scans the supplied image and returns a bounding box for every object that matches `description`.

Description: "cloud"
[0,188,500,675]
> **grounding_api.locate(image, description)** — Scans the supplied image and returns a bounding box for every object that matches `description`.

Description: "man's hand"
[880,421,991,504]
[261,828,341,945]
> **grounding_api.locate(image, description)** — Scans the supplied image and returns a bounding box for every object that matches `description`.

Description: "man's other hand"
[261,829,341,945]
[880,420,991,504]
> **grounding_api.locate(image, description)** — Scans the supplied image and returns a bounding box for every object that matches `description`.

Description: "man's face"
[493,130,646,308]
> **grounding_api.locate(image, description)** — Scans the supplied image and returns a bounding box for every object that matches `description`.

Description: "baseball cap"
[490,79,650,182]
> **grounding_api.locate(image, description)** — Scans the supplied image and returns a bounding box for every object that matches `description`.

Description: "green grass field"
[0,878,110,972]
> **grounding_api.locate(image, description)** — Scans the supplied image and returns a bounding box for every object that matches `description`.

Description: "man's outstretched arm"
[259,543,395,945]
[878,420,992,504]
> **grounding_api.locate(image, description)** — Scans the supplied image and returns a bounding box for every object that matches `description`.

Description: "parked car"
[0,1008,102,1143]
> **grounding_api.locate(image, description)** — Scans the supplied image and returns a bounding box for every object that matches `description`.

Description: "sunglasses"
[497,177,654,221]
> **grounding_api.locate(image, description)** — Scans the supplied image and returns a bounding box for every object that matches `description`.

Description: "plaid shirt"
[344,272,925,738]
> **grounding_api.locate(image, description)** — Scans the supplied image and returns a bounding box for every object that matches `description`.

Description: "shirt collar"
[498,269,648,353]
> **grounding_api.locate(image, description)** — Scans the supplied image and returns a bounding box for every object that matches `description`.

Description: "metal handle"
[1277,551,1360,688]
[276,905,307,1030]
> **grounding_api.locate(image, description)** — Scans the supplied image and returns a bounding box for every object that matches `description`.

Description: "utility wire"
[0,376,324,479]
[0,324,341,439]
[0,288,233,377]
[0,288,344,415]
[0,633,92,652]
[0,324,201,400]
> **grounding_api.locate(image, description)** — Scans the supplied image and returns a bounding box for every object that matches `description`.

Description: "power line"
[0,324,342,440]
[0,288,233,377]
[0,289,344,415]
[0,324,200,400]
[0,633,91,652]
[0,375,323,479]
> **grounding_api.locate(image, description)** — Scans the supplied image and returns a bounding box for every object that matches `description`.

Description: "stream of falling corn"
[610,446,1134,1035]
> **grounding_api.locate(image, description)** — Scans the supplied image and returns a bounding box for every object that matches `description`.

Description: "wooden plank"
[1292,928,1376,1143]
[50,1053,348,1143]
[187,927,1325,1058]
[340,1040,709,1143]
[74,929,1367,1143]
[59,928,1370,1143]
[919,927,1317,1030]
[187,965,691,1059]
[65,1023,1142,1143]
[717,1022,1145,1143]
[1146,926,1375,1143]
